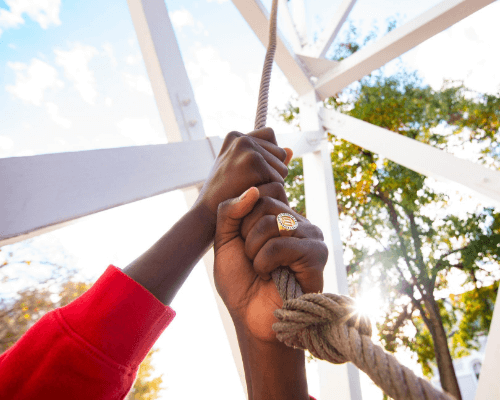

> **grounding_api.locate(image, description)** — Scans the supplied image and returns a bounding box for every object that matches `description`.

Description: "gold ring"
[277,213,298,236]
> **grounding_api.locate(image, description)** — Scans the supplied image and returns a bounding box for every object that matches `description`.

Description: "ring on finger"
[277,213,298,237]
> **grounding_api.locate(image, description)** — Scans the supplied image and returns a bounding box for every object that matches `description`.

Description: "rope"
[254,0,279,130]
[253,1,455,399]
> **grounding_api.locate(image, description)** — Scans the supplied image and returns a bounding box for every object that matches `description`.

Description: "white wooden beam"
[305,0,357,58]
[127,0,205,142]
[475,290,500,399]
[278,0,303,53]
[301,91,362,400]
[0,139,222,247]
[314,0,496,100]
[320,108,500,205]
[276,131,324,158]
[289,0,308,47]
[231,0,315,96]
[296,55,339,79]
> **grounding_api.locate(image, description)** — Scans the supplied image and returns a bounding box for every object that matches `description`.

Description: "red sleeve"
[0,265,175,400]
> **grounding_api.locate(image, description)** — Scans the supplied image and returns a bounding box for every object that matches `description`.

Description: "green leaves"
[279,22,500,385]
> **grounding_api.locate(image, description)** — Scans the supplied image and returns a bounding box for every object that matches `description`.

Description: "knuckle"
[260,195,278,210]
[225,131,242,142]
[265,238,282,258]
[246,150,266,167]
[234,135,254,150]
[277,146,287,162]
[270,181,287,198]
[317,242,329,265]
[256,215,276,236]
[312,225,325,241]
[265,127,276,140]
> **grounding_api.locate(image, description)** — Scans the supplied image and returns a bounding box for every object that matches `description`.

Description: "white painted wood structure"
[0,0,498,398]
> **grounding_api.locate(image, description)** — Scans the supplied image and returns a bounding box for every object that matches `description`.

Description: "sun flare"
[354,288,384,319]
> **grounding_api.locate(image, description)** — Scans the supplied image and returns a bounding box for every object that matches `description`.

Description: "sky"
[1,0,500,398]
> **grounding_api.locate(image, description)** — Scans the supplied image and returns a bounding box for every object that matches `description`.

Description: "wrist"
[190,197,217,233]
[233,321,309,400]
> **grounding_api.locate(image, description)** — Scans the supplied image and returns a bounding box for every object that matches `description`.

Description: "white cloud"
[102,43,117,68]
[0,136,14,151]
[45,101,71,128]
[104,97,113,107]
[122,72,153,96]
[8,43,16,49]
[185,43,294,135]
[125,53,141,65]
[116,118,162,145]
[169,9,194,30]
[0,0,61,36]
[6,58,63,105]
[55,43,98,105]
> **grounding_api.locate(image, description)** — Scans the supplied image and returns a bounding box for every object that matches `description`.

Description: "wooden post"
[301,90,362,399]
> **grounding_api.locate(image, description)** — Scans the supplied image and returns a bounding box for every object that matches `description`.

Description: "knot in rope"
[273,293,371,363]
[271,287,455,400]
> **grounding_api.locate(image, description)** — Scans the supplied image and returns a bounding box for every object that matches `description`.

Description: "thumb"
[216,187,260,236]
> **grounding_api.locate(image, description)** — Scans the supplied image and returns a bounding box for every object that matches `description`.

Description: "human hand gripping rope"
[253,0,455,399]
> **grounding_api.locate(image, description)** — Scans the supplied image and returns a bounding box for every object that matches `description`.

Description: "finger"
[247,127,278,145]
[220,130,243,154]
[250,140,288,179]
[244,214,320,260]
[284,148,293,166]
[253,237,328,293]
[228,135,287,183]
[216,187,260,240]
[252,137,287,163]
[255,182,288,205]
[240,196,310,239]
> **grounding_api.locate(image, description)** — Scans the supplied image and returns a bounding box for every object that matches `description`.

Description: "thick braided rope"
[271,291,456,400]
[254,0,278,130]
[253,2,455,399]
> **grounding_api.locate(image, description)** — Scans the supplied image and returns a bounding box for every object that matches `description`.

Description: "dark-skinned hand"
[194,127,292,223]
[213,184,328,343]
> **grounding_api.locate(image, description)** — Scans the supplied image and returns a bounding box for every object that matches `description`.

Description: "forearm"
[233,320,309,400]
[122,203,216,306]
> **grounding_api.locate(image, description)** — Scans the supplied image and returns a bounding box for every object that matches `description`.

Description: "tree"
[279,23,500,400]
[0,249,164,399]
[126,347,165,400]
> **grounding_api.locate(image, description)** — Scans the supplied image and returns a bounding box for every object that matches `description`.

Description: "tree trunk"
[424,297,462,400]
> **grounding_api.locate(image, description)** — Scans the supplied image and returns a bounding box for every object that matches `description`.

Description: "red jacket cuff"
[59,265,175,369]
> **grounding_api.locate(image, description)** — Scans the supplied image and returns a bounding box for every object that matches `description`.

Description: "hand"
[213,184,328,343]
[194,127,292,223]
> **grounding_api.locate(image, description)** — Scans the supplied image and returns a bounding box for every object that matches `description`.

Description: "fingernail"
[239,187,253,201]
[284,148,293,165]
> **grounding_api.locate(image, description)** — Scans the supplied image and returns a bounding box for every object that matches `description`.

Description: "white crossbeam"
[231,0,314,96]
[304,0,357,58]
[289,0,308,47]
[296,55,339,79]
[276,131,323,158]
[0,139,222,247]
[277,0,303,53]
[314,0,496,100]
[127,0,205,142]
[320,108,500,205]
